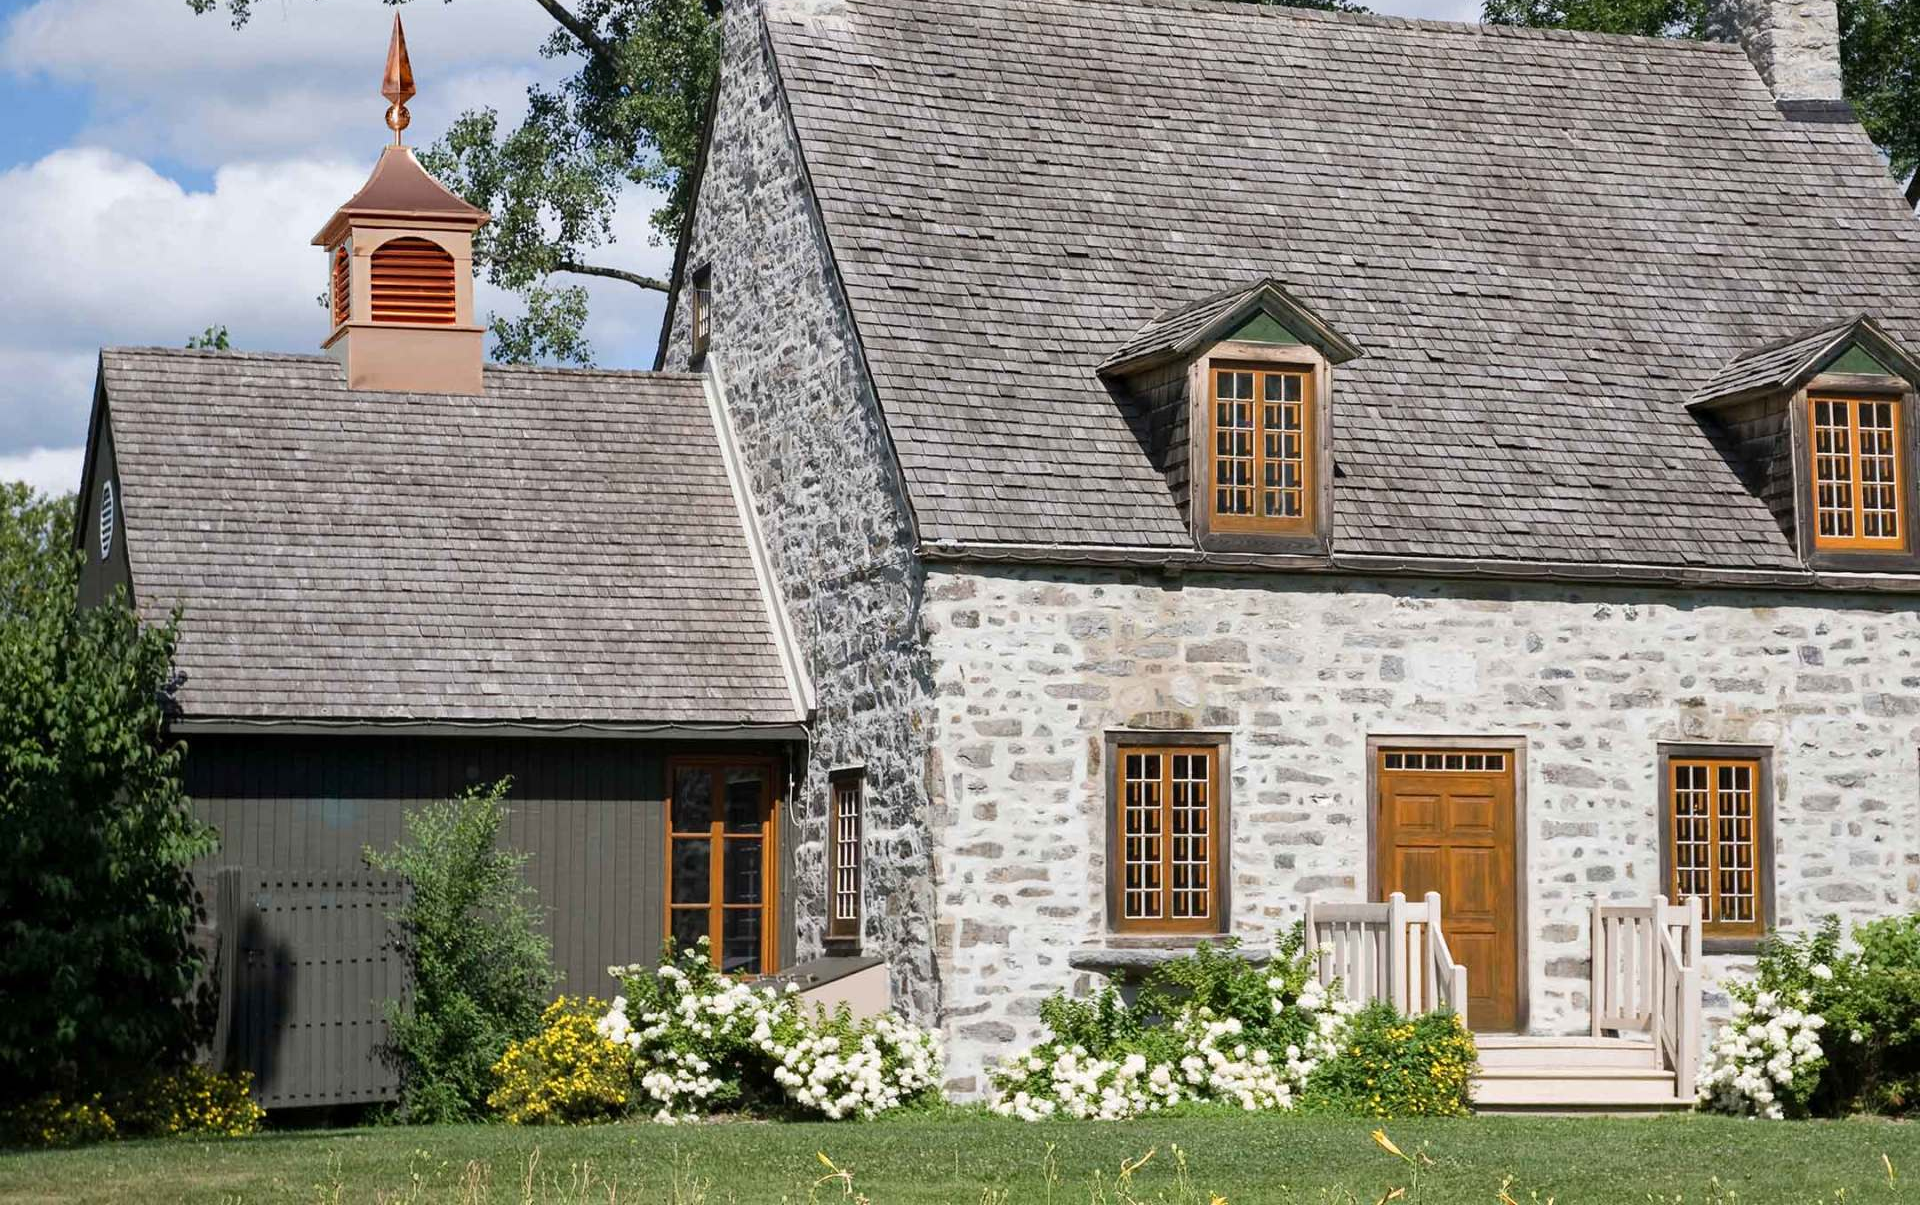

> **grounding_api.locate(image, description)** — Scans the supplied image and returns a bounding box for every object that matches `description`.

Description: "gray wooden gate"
[212,870,407,1109]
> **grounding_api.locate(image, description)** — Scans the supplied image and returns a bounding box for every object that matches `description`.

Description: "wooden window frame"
[690,264,713,361]
[664,753,781,975]
[1104,733,1229,936]
[1656,744,1774,954]
[1808,391,1905,551]
[826,767,864,946]
[1188,342,1332,554]
[1792,375,1919,571]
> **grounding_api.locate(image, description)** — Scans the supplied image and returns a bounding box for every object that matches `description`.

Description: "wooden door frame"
[663,752,783,975]
[1364,734,1529,1032]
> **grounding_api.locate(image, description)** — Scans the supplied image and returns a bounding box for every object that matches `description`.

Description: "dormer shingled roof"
[760,0,1920,570]
[1099,279,1363,377]
[1689,316,1920,409]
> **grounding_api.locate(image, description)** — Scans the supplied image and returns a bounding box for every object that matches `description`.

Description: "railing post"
[1387,892,1409,1013]
[1422,891,1443,1013]
[1589,895,1605,1037]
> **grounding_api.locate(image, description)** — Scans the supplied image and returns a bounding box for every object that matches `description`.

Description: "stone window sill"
[1068,940,1271,978]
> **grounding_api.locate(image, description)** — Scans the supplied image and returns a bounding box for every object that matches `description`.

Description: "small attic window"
[1810,393,1904,550]
[1210,364,1314,534]
[690,265,713,360]
[369,237,456,326]
[98,481,115,561]
[330,243,351,328]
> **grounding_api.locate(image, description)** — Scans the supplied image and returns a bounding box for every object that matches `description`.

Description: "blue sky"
[0,0,1481,495]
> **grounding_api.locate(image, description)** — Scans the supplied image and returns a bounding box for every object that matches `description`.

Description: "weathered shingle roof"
[1690,315,1919,408]
[765,0,1920,568]
[1100,279,1362,376]
[101,347,801,726]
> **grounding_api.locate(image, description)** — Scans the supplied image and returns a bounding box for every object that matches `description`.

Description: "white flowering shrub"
[1697,987,1827,1119]
[599,938,943,1122]
[1697,919,1841,1119]
[988,934,1359,1120]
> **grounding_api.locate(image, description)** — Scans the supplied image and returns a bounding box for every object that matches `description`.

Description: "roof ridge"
[890,0,1751,55]
[103,345,704,381]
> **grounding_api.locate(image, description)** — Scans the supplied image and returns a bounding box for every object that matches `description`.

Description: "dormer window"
[1809,393,1903,550]
[1211,364,1313,535]
[1100,279,1358,555]
[1691,316,1920,569]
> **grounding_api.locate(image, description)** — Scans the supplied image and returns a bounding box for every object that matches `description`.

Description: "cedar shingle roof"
[765,0,1920,567]
[1100,279,1362,376]
[100,347,801,726]
[1689,316,1918,408]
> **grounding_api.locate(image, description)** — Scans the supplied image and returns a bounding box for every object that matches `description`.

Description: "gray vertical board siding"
[186,734,676,1003]
[186,732,801,1108]
[74,413,133,612]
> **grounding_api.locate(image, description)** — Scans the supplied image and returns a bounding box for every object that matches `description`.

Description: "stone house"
[657,0,1920,1099]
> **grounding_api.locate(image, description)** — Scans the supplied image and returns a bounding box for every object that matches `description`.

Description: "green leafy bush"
[2,1068,263,1148]
[1301,1002,1477,1118]
[987,932,1360,1119]
[1823,912,1920,1115]
[1,483,217,1109]
[364,778,556,1123]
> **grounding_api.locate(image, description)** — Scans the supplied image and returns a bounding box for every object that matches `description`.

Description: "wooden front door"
[1375,748,1519,1032]
[666,756,779,975]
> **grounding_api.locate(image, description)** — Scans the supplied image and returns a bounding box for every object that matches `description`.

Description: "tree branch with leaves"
[196,0,720,365]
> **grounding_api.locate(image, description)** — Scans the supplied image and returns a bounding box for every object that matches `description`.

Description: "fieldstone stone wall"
[923,564,1920,1089]
[661,0,939,1020]
[1710,0,1844,101]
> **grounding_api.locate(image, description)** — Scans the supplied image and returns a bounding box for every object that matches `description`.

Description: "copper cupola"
[313,15,490,394]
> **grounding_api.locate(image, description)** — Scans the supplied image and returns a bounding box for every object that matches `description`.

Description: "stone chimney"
[1710,0,1845,103]
[311,15,489,395]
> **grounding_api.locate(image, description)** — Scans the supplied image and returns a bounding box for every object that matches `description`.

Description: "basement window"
[1810,394,1904,551]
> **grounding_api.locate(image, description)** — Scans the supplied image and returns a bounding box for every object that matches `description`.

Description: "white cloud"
[3,0,559,167]
[0,446,85,497]
[0,143,672,455]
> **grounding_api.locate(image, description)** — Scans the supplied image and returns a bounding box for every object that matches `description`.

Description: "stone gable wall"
[923,564,1920,1090]
[661,0,939,1019]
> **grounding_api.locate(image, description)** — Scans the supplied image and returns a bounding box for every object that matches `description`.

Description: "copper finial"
[382,14,416,145]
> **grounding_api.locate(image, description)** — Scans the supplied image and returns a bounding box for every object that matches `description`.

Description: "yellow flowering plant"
[1300,1002,1477,1118]
[1,1067,263,1147]
[488,996,634,1125]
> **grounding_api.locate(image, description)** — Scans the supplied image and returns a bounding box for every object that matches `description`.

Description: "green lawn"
[0,1113,1915,1204]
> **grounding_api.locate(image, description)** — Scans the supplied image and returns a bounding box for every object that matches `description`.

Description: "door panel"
[1377,752,1519,1032]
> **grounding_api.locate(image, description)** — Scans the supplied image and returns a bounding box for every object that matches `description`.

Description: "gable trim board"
[704,356,819,718]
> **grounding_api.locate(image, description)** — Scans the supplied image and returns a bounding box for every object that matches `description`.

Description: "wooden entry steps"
[1473,1035,1692,1112]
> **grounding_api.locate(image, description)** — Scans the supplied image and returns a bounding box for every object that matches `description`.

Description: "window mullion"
[1158,756,1176,922]
[1849,402,1867,543]
[1706,760,1726,927]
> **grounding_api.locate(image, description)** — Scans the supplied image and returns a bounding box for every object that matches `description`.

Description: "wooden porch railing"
[1591,894,1702,1087]
[1304,892,1468,1016]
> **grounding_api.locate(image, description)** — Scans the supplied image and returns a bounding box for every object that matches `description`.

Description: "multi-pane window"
[690,265,713,359]
[1667,757,1764,939]
[1210,366,1312,534]
[1114,744,1220,933]
[1810,395,1903,551]
[828,770,863,943]
[667,757,777,974]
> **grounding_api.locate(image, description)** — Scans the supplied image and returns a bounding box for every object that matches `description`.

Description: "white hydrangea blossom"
[598,944,944,1122]
[987,965,1358,1120]
[1696,988,1827,1120]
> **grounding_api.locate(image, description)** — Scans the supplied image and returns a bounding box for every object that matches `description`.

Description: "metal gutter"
[916,540,1920,595]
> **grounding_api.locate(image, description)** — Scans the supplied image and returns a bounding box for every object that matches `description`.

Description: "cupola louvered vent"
[369,237,456,325]
[330,244,351,328]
